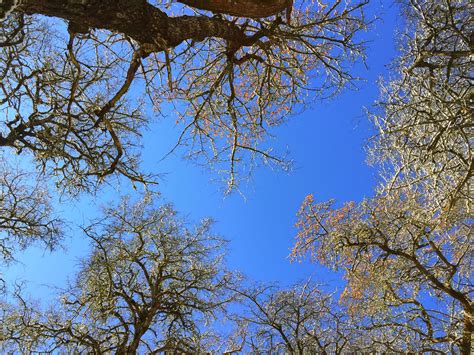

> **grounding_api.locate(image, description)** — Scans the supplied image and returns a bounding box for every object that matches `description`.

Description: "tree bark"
[461,308,473,355]
[178,0,290,18]
[16,0,259,49]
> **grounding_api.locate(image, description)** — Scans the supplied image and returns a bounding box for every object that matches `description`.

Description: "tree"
[1,194,236,353]
[293,1,473,353]
[0,0,368,192]
[227,280,364,354]
[0,1,372,350]
[294,192,472,353]
[368,0,472,215]
[0,0,368,270]
[0,156,62,287]
[0,0,370,296]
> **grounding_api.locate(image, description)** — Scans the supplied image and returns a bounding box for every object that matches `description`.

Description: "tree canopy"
[1,0,367,192]
[0,0,368,271]
[1,195,235,353]
[0,0,472,353]
[294,0,473,353]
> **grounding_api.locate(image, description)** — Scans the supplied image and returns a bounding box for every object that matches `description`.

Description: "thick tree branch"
[178,0,291,19]
[17,0,255,49]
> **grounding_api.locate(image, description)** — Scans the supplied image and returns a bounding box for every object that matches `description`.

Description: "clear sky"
[4,1,401,300]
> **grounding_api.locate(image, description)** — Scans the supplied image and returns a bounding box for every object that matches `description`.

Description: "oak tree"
[0,0,368,192]
[0,0,369,268]
[1,194,235,353]
[294,0,473,353]
[0,156,62,287]
[368,0,472,215]
[294,192,472,353]
[227,280,365,354]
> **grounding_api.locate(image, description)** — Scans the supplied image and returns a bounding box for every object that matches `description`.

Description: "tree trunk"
[460,308,473,355]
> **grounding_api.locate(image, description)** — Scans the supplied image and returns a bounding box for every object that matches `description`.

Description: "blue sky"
[4,1,401,299]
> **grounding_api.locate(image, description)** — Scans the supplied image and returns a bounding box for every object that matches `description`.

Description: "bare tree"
[0,194,236,353]
[0,0,368,193]
[293,191,472,353]
[0,156,62,289]
[0,13,150,195]
[0,0,368,272]
[368,0,472,215]
[294,0,473,353]
[0,2,372,350]
[226,280,364,354]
